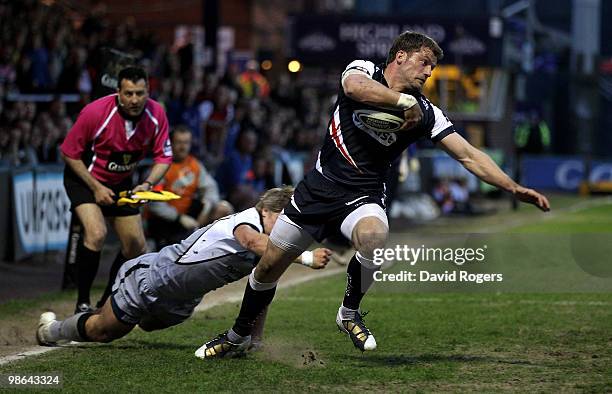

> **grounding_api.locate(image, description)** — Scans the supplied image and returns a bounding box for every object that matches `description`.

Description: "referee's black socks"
[76,242,101,305]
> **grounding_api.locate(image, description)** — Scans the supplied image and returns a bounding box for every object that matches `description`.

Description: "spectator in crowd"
[7,121,37,166]
[433,178,454,214]
[178,85,203,151]
[0,127,11,165]
[56,47,90,94]
[0,0,326,219]
[164,79,185,125]
[514,109,551,155]
[32,113,62,163]
[29,33,51,91]
[148,125,233,249]
[199,84,235,170]
[433,178,472,215]
[249,152,276,195]
[216,128,260,211]
[238,60,270,99]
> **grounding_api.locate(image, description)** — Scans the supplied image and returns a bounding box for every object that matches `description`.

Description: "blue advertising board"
[521,156,612,191]
[12,166,71,260]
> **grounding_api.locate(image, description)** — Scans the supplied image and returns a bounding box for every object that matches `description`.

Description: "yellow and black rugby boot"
[195,331,250,359]
[336,308,377,351]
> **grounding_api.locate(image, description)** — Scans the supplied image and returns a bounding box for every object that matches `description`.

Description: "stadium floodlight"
[261,60,272,71]
[288,60,302,73]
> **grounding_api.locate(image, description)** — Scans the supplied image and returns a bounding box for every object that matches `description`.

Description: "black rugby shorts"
[63,167,140,217]
[283,170,386,242]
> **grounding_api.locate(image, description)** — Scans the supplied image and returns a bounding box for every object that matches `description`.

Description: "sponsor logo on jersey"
[352,110,401,146]
[420,97,430,110]
[107,150,140,172]
[362,128,397,146]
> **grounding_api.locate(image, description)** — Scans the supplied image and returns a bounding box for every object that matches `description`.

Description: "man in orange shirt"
[148,125,233,248]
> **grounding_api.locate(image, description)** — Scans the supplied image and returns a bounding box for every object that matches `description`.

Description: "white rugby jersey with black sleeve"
[316,59,455,192]
[145,207,263,301]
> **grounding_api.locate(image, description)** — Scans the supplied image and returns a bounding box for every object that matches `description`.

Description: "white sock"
[227,328,250,344]
[339,305,358,320]
[47,321,62,342]
[48,313,87,342]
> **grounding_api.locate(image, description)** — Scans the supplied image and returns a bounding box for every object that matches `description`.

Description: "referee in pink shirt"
[60,66,172,313]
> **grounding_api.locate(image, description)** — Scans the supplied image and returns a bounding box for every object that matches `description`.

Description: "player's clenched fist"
[310,248,333,269]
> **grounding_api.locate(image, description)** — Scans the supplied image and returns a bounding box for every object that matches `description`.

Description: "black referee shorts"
[283,170,386,242]
[63,168,140,217]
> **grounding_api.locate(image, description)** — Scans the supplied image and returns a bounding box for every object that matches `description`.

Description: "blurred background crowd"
[0,0,610,218]
[0,0,333,211]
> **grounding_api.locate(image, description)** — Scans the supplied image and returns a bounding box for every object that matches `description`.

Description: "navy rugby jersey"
[315,59,455,191]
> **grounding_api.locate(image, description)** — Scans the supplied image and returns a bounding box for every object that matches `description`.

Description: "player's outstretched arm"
[437,133,550,212]
[234,224,331,269]
[234,224,269,256]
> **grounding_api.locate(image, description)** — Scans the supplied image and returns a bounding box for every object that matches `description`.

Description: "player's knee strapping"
[269,214,313,253]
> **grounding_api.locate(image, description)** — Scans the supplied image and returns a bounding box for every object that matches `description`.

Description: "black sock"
[342,254,380,310]
[76,242,101,305]
[97,251,127,308]
[76,312,94,342]
[232,282,277,337]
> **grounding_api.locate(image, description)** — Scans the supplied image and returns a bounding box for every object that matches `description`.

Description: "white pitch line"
[0,347,59,366]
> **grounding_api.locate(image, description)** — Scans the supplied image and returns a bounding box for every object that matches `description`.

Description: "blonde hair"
[255,186,294,213]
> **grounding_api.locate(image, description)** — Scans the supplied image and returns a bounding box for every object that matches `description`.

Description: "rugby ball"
[353,109,404,133]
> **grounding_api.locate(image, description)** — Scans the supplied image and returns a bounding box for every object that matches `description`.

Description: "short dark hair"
[386,31,444,65]
[170,124,192,141]
[117,66,148,88]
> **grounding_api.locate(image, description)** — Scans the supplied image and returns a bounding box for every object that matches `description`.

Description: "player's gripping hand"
[514,186,551,212]
[400,103,423,131]
[310,248,333,269]
[94,184,116,205]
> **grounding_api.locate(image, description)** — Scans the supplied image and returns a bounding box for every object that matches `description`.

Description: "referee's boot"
[194,331,251,359]
[336,307,377,351]
[74,302,95,314]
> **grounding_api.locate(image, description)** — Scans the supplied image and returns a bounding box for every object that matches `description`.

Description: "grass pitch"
[0,195,610,392]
